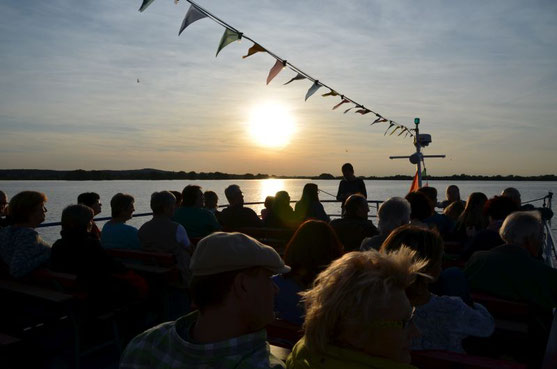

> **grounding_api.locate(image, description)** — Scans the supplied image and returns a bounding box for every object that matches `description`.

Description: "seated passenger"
[51,204,145,309]
[418,187,454,237]
[0,191,51,278]
[440,185,465,208]
[381,225,494,353]
[502,187,553,221]
[451,192,488,242]
[218,185,262,228]
[405,191,432,229]
[261,196,274,221]
[101,193,140,249]
[461,195,517,260]
[265,191,298,229]
[287,247,423,369]
[170,190,183,207]
[77,192,102,239]
[361,197,411,251]
[465,211,557,310]
[138,191,192,284]
[172,185,221,238]
[203,190,219,215]
[329,194,378,252]
[274,220,343,325]
[443,200,465,222]
[121,232,290,369]
[0,190,11,227]
[294,183,329,223]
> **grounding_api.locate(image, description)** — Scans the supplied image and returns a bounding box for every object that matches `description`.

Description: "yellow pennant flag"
[242,43,266,59]
[216,28,242,57]
[322,90,339,97]
[267,59,285,85]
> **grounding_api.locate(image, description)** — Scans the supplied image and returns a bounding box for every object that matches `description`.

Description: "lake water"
[1,179,556,244]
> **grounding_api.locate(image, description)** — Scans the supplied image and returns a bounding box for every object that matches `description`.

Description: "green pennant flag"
[216,28,242,57]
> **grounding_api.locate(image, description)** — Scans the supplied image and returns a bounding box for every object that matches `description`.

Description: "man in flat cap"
[120,232,290,369]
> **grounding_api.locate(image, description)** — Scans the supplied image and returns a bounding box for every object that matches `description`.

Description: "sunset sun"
[248,102,296,148]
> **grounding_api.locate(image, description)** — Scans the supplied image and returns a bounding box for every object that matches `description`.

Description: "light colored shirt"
[411,294,495,353]
[120,311,285,369]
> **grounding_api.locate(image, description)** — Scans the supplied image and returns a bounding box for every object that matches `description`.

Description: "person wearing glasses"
[0,191,51,278]
[287,247,423,369]
[381,225,494,353]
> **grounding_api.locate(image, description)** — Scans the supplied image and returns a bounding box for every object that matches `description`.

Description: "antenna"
[389,118,445,188]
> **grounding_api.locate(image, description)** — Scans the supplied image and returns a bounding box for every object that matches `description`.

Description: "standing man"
[336,163,367,211]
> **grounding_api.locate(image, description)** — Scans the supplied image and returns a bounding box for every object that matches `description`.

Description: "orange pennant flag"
[267,59,285,85]
[242,43,266,59]
[332,98,349,110]
[409,171,420,192]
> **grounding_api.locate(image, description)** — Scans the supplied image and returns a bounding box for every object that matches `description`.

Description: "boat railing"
[36,199,382,229]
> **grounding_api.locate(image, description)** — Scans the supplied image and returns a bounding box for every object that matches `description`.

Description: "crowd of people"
[0,162,556,369]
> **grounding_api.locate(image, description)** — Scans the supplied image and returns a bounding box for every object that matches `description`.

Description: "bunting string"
[139,0,414,137]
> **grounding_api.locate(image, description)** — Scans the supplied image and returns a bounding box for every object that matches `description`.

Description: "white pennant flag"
[179,5,207,35]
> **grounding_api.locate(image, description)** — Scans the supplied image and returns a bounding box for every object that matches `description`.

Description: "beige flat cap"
[190,232,291,276]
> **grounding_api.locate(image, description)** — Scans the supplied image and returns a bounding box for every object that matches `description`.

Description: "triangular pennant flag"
[333,98,349,110]
[139,0,156,12]
[242,43,266,59]
[371,117,388,125]
[284,73,306,85]
[322,90,338,97]
[267,59,285,85]
[344,107,354,114]
[356,108,371,115]
[389,126,401,136]
[384,122,395,135]
[305,81,321,101]
[216,28,242,57]
[179,5,207,35]
[409,171,420,192]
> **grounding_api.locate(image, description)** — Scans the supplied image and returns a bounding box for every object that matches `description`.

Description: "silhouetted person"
[330,194,378,252]
[440,185,465,208]
[172,185,221,238]
[418,186,454,237]
[0,191,50,278]
[139,191,192,285]
[264,191,298,229]
[274,220,343,324]
[294,183,329,222]
[101,193,140,249]
[361,197,411,251]
[261,196,274,222]
[336,163,367,211]
[77,192,102,239]
[170,190,183,207]
[203,190,219,215]
[405,191,433,229]
[0,190,11,227]
[218,185,262,229]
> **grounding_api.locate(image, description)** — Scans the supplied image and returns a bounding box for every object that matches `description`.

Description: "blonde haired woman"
[287,248,425,369]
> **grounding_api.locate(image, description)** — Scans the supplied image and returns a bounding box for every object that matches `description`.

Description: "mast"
[389,117,445,188]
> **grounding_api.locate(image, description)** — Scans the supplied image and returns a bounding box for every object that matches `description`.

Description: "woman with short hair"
[287,247,424,368]
[0,191,51,278]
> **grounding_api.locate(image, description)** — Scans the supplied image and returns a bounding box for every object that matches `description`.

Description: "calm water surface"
[1,179,556,244]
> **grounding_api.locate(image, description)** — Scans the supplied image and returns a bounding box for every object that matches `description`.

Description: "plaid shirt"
[120,312,285,369]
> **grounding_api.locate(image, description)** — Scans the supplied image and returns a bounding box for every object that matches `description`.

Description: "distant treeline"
[0,169,556,181]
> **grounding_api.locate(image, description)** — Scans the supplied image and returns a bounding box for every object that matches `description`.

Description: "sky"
[1,0,556,177]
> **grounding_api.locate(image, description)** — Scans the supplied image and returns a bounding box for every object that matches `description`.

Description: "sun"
[248,102,296,148]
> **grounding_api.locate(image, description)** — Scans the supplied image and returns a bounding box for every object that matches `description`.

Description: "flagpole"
[414,118,422,188]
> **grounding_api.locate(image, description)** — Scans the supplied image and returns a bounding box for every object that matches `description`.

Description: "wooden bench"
[0,278,122,369]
